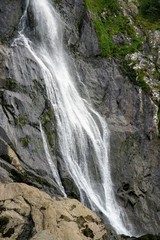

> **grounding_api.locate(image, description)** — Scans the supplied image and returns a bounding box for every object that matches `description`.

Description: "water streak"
[11,0,133,235]
[40,122,66,197]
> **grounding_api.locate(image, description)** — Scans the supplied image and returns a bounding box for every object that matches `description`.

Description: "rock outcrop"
[0,183,108,240]
[0,183,159,240]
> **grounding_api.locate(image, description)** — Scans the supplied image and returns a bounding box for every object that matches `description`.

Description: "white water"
[40,122,66,197]
[11,0,133,236]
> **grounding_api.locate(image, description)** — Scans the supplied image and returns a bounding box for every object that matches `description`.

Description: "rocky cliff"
[0,0,160,238]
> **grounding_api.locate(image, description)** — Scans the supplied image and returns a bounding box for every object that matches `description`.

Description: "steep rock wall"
[57,0,160,235]
[0,0,159,237]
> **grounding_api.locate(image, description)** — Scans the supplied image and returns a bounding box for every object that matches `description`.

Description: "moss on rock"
[20,136,30,147]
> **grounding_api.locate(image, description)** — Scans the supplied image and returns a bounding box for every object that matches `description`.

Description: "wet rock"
[0,45,62,196]
[124,233,160,240]
[75,55,160,234]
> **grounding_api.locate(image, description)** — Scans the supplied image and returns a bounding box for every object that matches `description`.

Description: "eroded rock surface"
[0,183,108,240]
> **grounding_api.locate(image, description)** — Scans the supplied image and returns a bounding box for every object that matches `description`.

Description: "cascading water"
[40,122,66,197]
[10,0,133,236]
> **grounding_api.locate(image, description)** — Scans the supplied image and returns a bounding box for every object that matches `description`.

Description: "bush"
[139,0,160,22]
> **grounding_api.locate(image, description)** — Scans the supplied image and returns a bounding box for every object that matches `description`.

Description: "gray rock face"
[75,57,160,235]
[78,11,101,58]
[0,42,61,196]
[0,0,23,44]
[57,0,160,235]
[0,0,160,237]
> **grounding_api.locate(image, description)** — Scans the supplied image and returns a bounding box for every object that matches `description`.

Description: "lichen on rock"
[0,183,108,240]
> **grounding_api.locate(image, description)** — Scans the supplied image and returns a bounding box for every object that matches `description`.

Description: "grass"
[138,0,160,23]
[85,0,119,14]
[137,78,151,94]
[135,15,160,31]
[85,0,159,96]
[134,0,160,30]
[85,0,142,58]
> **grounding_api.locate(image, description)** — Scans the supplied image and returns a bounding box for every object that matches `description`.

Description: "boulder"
[0,183,108,240]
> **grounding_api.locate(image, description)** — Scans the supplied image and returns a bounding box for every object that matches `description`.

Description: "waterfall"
[40,122,66,197]
[11,0,133,236]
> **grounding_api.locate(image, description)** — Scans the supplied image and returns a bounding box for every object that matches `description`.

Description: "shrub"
[138,0,160,22]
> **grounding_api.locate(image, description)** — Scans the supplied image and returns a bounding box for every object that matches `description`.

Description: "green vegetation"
[20,136,30,147]
[122,62,152,94]
[85,0,142,57]
[15,115,28,127]
[85,0,159,95]
[85,0,119,15]
[6,79,18,91]
[136,0,160,30]
[153,70,160,79]
[138,0,160,22]
[136,15,160,31]
[158,111,160,121]
[137,78,151,94]
[153,84,160,92]
[40,107,56,152]
[158,110,160,132]
[122,61,137,81]
[40,109,53,125]
[158,111,160,136]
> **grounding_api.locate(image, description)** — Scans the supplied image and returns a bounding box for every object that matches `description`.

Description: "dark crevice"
[82,224,94,238]
[123,183,130,191]
[16,214,35,240]
[3,228,14,238]
[0,216,9,234]
[17,198,36,240]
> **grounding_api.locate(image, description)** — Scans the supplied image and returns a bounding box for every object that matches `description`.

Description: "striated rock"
[0,42,62,196]
[76,56,160,234]
[0,183,108,240]
[78,11,101,58]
